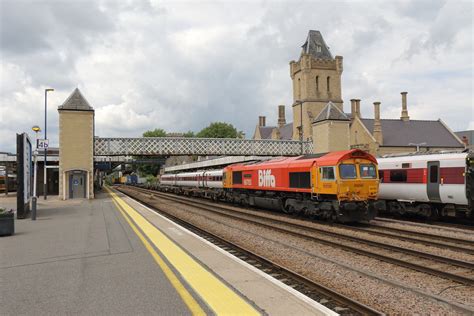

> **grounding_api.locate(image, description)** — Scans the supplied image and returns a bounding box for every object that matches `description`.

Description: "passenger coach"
[377,152,473,218]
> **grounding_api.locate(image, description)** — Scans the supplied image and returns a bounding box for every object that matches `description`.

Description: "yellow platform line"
[108,190,205,316]
[107,187,260,316]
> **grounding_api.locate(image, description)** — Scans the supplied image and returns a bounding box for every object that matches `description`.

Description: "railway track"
[124,186,474,287]
[115,186,381,316]
[375,217,474,232]
[344,223,474,255]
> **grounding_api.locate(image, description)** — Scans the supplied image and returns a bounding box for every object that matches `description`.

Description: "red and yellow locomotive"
[156,149,381,223]
[223,149,381,222]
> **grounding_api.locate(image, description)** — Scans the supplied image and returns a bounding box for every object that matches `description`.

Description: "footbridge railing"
[94,137,313,156]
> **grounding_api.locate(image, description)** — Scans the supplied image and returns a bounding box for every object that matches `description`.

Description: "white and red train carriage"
[377,152,473,218]
[160,170,223,196]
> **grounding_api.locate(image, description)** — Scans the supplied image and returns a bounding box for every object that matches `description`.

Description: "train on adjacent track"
[157,149,383,223]
[377,151,473,219]
[137,149,474,223]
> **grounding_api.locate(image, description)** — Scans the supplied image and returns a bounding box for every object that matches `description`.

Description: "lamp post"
[295,99,304,155]
[32,125,41,220]
[44,88,54,200]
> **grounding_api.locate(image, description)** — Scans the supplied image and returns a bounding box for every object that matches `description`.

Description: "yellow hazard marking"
[107,187,261,316]
[107,190,205,316]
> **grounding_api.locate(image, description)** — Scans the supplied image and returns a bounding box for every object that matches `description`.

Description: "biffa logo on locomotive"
[258,169,276,187]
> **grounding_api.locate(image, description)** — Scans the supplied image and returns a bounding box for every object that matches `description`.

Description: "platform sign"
[37,139,49,149]
[17,133,32,219]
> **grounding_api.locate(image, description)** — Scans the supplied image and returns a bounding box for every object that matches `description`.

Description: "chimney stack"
[462,136,469,147]
[258,116,266,127]
[350,99,356,118]
[355,99,361,118]
[373,102,383,145]
[278,105,286,128]
[400,92,410,121]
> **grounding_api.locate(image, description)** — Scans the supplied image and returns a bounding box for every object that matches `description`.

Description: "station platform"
[0,189,334,315]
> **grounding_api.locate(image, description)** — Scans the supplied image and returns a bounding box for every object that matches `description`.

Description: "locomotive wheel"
[284,205,295,214]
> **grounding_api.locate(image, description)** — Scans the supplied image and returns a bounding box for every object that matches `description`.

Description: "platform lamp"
[44,88,54,200]
[32,125,41,220]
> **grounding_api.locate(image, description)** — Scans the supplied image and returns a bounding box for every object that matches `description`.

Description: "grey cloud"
[0,0,472,154]
[1,0,114,56]
[402,0,472,59]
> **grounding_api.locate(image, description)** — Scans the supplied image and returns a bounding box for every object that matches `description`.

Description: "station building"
[253,30,465,156]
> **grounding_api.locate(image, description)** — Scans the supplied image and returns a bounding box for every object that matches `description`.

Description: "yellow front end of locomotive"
[336,158,379,201]
[313,158,379,201]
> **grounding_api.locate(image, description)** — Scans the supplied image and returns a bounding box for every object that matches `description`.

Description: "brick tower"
[290,30,343,140]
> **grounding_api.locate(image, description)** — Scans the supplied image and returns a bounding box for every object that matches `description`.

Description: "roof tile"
[58,88,93,111]
[360,118,463,147]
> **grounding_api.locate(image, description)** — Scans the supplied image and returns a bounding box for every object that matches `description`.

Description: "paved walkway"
[0,189,333,316]
[0,193,193,315]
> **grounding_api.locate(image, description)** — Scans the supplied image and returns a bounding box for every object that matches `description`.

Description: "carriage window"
[233,171,242,184]
[321,167,335,180]
[339,164,357,179]
[360,164,377,179]
[390,170,407,182]
[378,171,384,182]
[430,166,438,183]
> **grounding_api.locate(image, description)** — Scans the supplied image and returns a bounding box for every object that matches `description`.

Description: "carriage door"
[427,161,441,202]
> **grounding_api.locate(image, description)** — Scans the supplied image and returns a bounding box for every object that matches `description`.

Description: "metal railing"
[94,137,313,156]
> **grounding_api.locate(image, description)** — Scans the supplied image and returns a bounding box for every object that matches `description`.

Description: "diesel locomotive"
[158,149,382,223]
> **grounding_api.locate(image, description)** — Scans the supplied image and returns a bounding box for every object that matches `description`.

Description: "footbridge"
[94,137,313,156]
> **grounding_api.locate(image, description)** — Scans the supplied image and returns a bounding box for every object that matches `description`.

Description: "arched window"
[316,76,319,92]
[327,76,330,92]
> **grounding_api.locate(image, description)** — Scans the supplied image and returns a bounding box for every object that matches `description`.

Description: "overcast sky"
[1,0,473,153]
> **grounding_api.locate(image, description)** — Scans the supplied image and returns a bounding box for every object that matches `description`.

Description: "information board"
[16,133,32,219]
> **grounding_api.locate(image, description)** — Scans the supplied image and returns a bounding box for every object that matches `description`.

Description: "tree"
[183,130,195,137]
[143,128,167,137]
[196,122,242,138]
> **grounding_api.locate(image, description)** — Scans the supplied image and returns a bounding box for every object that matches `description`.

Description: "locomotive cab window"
[321,167,335,180]
[360,164,377,179]
[339,164,357,179]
